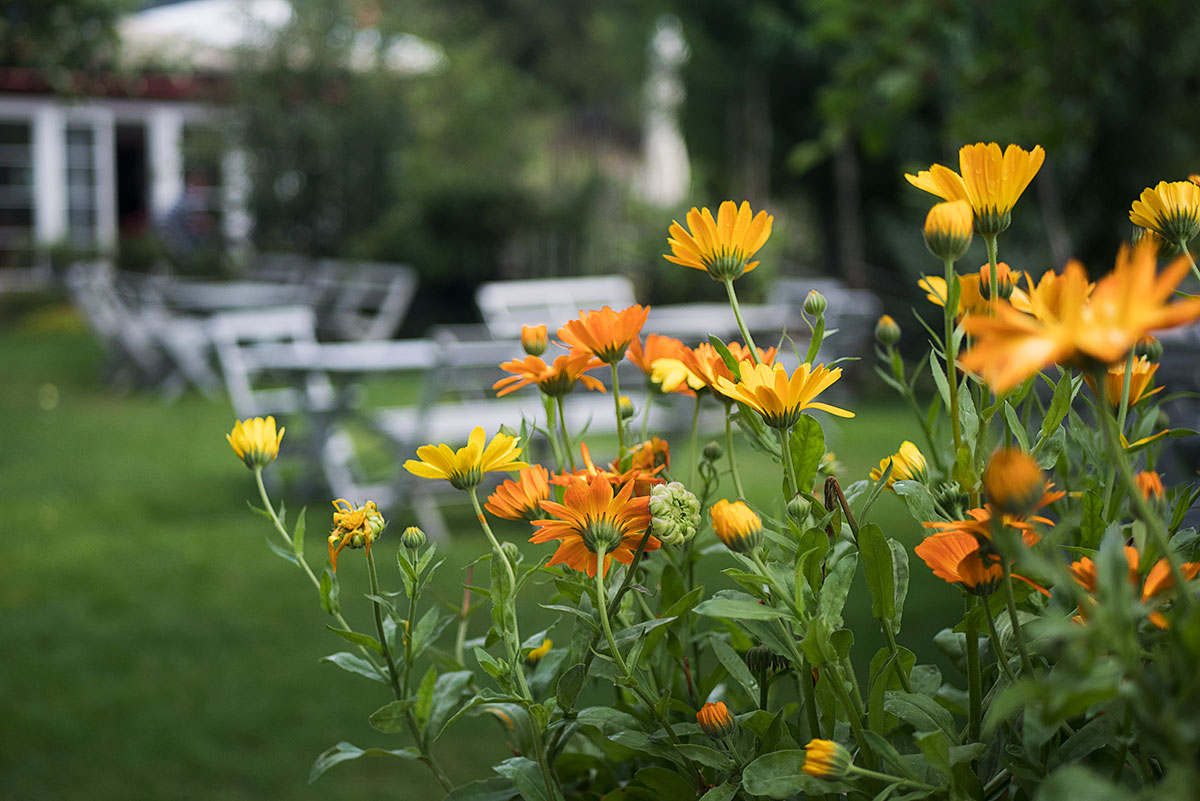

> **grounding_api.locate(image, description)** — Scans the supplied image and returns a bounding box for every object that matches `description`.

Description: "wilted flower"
[327,499,386,571]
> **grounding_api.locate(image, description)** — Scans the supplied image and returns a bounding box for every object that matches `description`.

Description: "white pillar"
[92,110,117,250]
[32,103,66,244]
[147,106,183,222]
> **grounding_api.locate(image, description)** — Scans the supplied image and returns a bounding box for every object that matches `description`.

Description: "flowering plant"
[230,161,1200,799]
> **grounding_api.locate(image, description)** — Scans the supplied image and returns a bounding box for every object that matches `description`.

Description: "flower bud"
[1135,470,1164,501]
[227,416,285,470]
[500,540,523,566]
[649,481,701,546]
[933,481,970,520]
[400,525,427,550]
[978,262,1015,301]
[923,200,973,262]
[802,738,851,779]
[803,290,828,316]
[875,314,900,347]
[869,441,927,489]
[710,499,763,554]
[498,424,519,439]
[702,441,723,462]
[619,395,636,419]
[1134,335,1163,362]
[746,644,790,675]
[521,324,548,357]
[696,701,736,739]
[983,448,1044,517]
[786,493,809,524]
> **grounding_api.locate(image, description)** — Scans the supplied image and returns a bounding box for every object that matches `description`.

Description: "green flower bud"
[648,481,701,546]
[875,315,901,347]
[400,525,426,550]
[803,290,828,316]
[702,441,723,462]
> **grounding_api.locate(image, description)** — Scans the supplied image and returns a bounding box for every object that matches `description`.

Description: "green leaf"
[884,691,957,741]
[474,646,507,680]
[368,699,414,733]
[1034,372,1076,455]
[789,415,826,495]
[889,539,909,633]
[635,766,697,800]
[556,663,586,711]
[325,625,384,655]
[307,741,419,783]
[674,743,734,769]
[709,637,758,697]
[425,670,475,745]
[698,781,740,801]
[494,756,551,801]
[1033,766,1135,801]
[415,666,437,727]
[694,595,789,621]
[292,506,307,560]
[817,554,857,629]
[742,750,852,798]
[929,353,952,413]
[859,524,895,625]
[914,729,952,777]
[443,776,518,801]
[1080,490,1105,549]
[893,480,938,525]
[320,652,387,684]
[708,336,741,379]
[263,529,299,565]
[320,567,340,616]
[1002,402,1029,452]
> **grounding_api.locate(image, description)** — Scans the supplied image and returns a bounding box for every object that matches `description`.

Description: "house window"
[0,121,34,265]
[65,123,99,248]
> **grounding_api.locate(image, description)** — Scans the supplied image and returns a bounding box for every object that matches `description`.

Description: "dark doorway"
[115,122,148,235]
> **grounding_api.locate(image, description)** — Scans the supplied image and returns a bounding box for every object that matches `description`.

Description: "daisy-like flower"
[649,357,705,395]
[696,701,736,739]
[1067,547,1200,628]
[1083,356,1163,408]
[493,351,606,398]
[485,465,552,521]
[550,442,665,495]
[227,416,285,470]
[558,305,650,365]
[1129,180,1200,247]
[922,482,1064,546]
[959,241,1200,392]
[679,341,777,392]
[404,426,528,491]
[914,530,1047,597]
[923,200,973,261]
[712,360,853,429]
[906,142,1045,235]
[530,475,659,577]
[327,499,386,571]
[802,739,851,780]
[983,448,1045,517]
[710,498,764,553]
[665,200,774,281]
[869,441,927,488]
[627,334,688,376]
[918,273,987,318]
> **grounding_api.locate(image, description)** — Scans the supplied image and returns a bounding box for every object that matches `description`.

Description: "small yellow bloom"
[665,200,774,281]
[802,739,851,780]
[710,499,763,554]
[918,273,987,318]
[923,200,973,261]
[696,701,736,738]
[1129,180,1200,246]
[712,360,853,430]
[227,416,285,470]
[983,448,1044,517]
[520,324,548,357]
[404,426,528,491]
[526,638,552,664]
[650,357,706,394]
[907,142,1045,235]
[327,499,386,571]
[1083,356,1163,408]
[870,441,927,488]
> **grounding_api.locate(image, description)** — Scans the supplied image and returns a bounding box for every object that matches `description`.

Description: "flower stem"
[964,594,982,741]
[722,278,760,363]
[1001,561,1035,674]
[1181,241,1200,286]
[943,257,963,460]
[848,765,939,792]
[1102,350,1136,516]
[984,233,1000,318]
[555,394,575,471]
[367,549,402,698]
[724,402,746,500]
[610,362,626,465]
[982,597,1019,684]
[777,426,799,498]
[688,392,702,488]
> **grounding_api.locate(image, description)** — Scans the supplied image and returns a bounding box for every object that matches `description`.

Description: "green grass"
[0,313,960,800]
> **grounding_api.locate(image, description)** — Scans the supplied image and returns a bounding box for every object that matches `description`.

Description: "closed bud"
[978,262,1015,301]
[521,324,548,357]
[1134,335,1163,362]
[697,701,736,739]
[933,481,971,520]
[498,424,519,438]
[983,448,1044,517]
[619,395,636,419]
[400,525,426,550]
[802,739,851,780]
[803,289,828,316]
[875,314,901,347]
[786,493,809,524]
[923,200,974,261]
[746,644,790,675]
[702,441,723,462]
[649,481,701,546]
[500,540,523,566]
[710,499,763,554]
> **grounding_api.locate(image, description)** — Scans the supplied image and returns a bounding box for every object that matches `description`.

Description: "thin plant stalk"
[724,402,746,499]
[1102,350,1136,516]
[722,277,761,364]
[610,362,626,464]
[964,594,982,741]
[777,426,799,498]
[555,395,576,471]
[943,257,963,458]
[1001,561,1035,674]
[982,599,1019,684]
[688,393,702,487]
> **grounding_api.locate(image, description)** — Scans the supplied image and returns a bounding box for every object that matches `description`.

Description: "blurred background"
[2,1,1199,799]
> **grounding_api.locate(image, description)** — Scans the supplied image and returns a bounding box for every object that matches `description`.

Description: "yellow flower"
[404,426,528,490]
[520,324,548,357]
[712,360,853,430]
[696,701,736,739]
[906,142,1045,235]
[802,739,851,780]
[923,200,973,261]
[665,200,774,281]
[1129,180,1200,246]
[918,273,987,317]
[983,448,1044,517]
[869,441,927,488]
[678,341,777,392]
[526,638,552,664]
[327,499,386,571]
[960,242,1200,392]
[558,305,650,365]
[709,499,763,553]
[1083,356,1163,408]
[649,357,705,394]
[227,416,285,470]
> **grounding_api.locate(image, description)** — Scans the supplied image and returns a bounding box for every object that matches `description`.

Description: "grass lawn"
[0,310,960,800]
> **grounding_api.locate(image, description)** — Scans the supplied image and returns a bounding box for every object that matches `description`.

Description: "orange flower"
[983,448,1045,517]
[1067,547,1200,627]
[630,437,670,473]
[922,482,1063,546]
[627,334,689,375]
[919,273,987,317]
[521,324,548,356]
[696,701,736,738]
[906,142,1045,235]
[1134,470,1165,501]
[486,465,552,521]
[493,351,606,398]
[712,360,853,429]
[550,442,665,496]
[558,305,650,365]
[1083,356,1163,408]
[679,341,777,392]
[959,242,1200,392]
[914,530,1046,597]
[1129,180,1200,246]
[665,200,774,281]
[530,475,659,577]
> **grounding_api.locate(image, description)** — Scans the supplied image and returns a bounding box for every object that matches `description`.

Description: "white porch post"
[32,103,67,245]
[92,110,117,250]
[147,106,184,222]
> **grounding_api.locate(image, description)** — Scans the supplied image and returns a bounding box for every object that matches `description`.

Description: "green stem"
[944,257,963,460]
[1091,370,1192,612]
[542,393,567,472]
[984,234,1000,314]
[1001,562,1034,674]
[688,392,702,488]
[777,426,799,498]
[1111,702,1134,782]
[982,598,1019,684]
[1102,350,1136,516]
[722,277,760,363]
[880,620,913,694]
[367,549,402,698]
[826,661,875,769]
[848,765,940,792]
[610,362,626,465]
[1181,241,1200,286]
[725,402,746,500]
[555,395,575,471]
[964,595,982,741]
